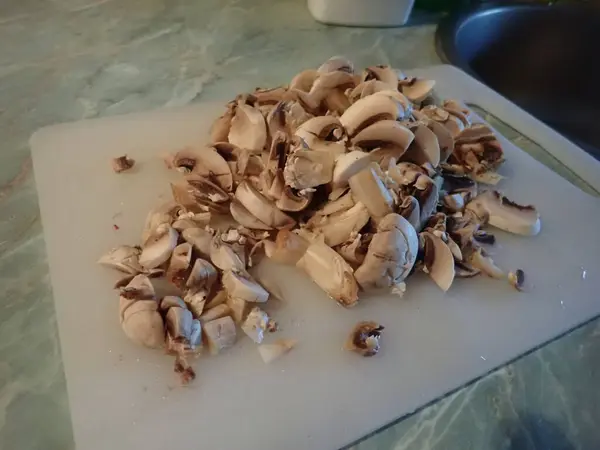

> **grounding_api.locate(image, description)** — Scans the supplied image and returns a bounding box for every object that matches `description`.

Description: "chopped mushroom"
[99,57,543,385]
[346,321,384,357]
[111,155,135,173]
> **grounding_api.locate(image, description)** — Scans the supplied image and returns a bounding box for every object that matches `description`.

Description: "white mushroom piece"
[351,120,415,168]
[354,214,419,292]
[296,237,359,307]
[345,321,384,357]
[398,75,435,103]
[420,231,456,291]
[241,307,275,343]
[228,103,267,151]
[98,245,144,275]
[139,224,179,269]
[466,190,541,236]
[203,316,237,355]
[294,116,347,156]
[119,275,165,349]
[169,146,233,192]
[348,163,395,222]
[340,94,405,136]
[234,181,296,230]
[258,339,297,364]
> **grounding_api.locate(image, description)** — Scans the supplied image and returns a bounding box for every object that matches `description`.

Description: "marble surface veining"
[0,1,598,449]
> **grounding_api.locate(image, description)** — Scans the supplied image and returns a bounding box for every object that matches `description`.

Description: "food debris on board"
[112,155,135,173]
[98,57,542,384]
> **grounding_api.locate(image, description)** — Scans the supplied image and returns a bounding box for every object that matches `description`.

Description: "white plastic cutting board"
[31,66,600,450]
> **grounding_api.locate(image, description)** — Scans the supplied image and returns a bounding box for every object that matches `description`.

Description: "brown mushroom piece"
[466,190,541,236]
[421,231,456,292]
[451,125,505,185]
[346,321,384,357]
[296,238,359,307]
[235,181,296,230]
[170,146,233,192]
[398,77,435,103]
[466,245,505,279]
[354,213,419,291]
[111,155,135,173]
[228,103,267,151]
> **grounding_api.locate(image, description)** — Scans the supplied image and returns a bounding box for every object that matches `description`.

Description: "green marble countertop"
[0,1,598,449]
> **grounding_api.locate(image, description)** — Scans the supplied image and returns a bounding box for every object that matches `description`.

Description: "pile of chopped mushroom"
[100,57,542,379]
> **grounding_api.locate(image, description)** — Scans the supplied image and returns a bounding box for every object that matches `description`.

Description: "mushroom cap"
[354,213,419,290]
[352,120,415,155]
[340,94,404,136]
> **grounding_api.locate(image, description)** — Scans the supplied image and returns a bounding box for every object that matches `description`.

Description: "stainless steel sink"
[435,3,600,160]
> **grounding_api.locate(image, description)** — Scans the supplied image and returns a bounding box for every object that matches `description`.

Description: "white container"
[308,0,416,27]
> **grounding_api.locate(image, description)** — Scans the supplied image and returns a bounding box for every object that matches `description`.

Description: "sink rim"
[434,2,597,77]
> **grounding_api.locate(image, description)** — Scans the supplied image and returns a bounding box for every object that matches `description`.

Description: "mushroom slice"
[210,105,235,143]
[296,239,359,307]
[423,119,454,163]
[467,245,505,279]
[230,200,273,230]
[172,212,211,231]
[309,201,370,247]
[228,103,267,151]
[398,77,435,103]
[276,186,313,212]
[466,190,541,236]
[421,231,455,292]
[403,123,441,167]
[362,65,399,90]
[165,307,193,343]
[295,115,345,143]
[413,173,440,229]
[235,181,295,229]
[183,290,208,318]
[354,214,419,290]
[180,175,230,214]
[442,193,466,213]
[166,243,192,288]
[222,270,269,303]
[203,316,237,355]
[398,195,420,231]
[98,245,144,275]
[139,225,178,269]
[225,296,249,324]
[121,300,165,349]
[252,87,287,105]
[352,120,414,156]
[315,190,355,216]
[264,229,310,265]
[318,56,354,74]
[160,295,187,311]
[348,163,394,221]
[199,303,231,324]
[283,149,334,190]
[210,237,246,272]
[332,150,371,189]
[340,94,404,136]
[171,146,233,192]
[455,261,481,278]
[241,307,273,343]
[443,99,474,127]
[186,258,218,292]
[335,233,370,267]
[258,339,297,364]
[141,201,183,244]
[346,321,384,357]
[181,227,213,259]
[289,69,319,92]
[205,288,228,310]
